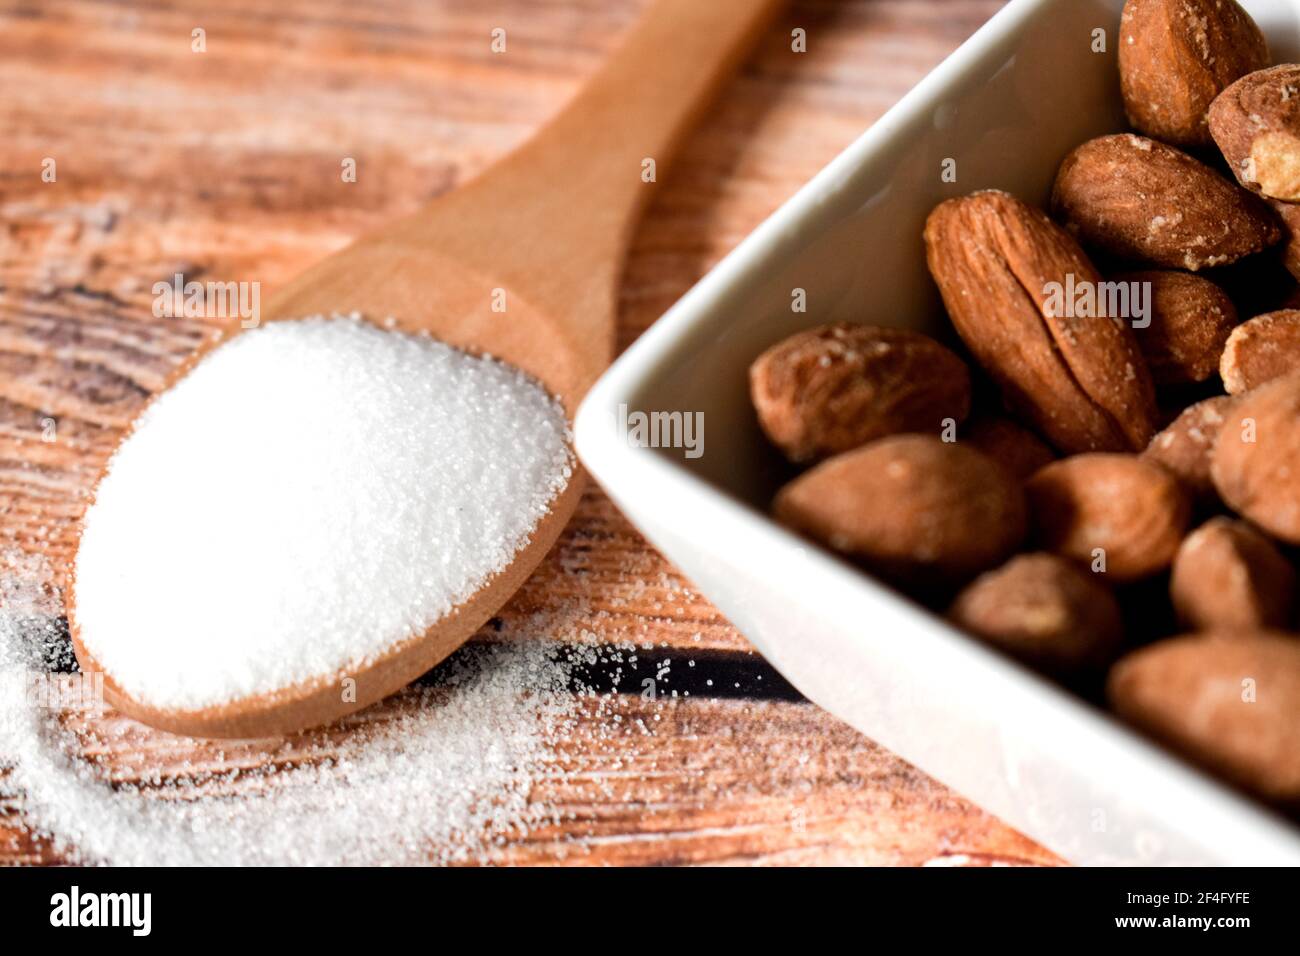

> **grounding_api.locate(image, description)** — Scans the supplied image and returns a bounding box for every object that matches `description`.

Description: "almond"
[961,415,1055,482]
[1211,372,1300,543]
[1119,0,1269,148]
[1170,517,1295,631]
[1051,134,1281,271]
[1142,394,1239,501]
[1025,453,1191,581]
[1208,249,1300,319]
[1108,633,1300,801]
[924,190,1157,454]
[1118,270,1236,384]
[1210,64,1300,201]
[773,435,1026,584]
[1220,309,1300,394]
[1269,198,1300,280]
[949,552,1123,675]
[749,323,971,463]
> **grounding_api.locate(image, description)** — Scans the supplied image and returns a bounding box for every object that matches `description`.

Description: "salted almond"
[1220,309,1300,394]
[1142,395,1239,501]
[1269,199,1300,281]
[1026,453,1191,581]
[773,435,1026,584]
[961,415,1055,482]
[1211,372,1300,543]
[749,323,970,463]
[1108,633,1300,801]
[1170,517,1295,630]
[924,190,1157,454]
[949,553,1122,676]
[1210,64,1300,201]
[1051,134,1281,272]
[1119,0,1269,148]
[1118,270,1236,384]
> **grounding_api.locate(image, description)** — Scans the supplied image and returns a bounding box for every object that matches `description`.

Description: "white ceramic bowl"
[575,0,1300,865]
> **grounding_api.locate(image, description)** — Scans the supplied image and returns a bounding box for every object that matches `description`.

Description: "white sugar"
[73,314,573,710]
[0,553,637,865]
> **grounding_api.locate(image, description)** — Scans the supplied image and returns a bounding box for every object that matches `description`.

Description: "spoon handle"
[407,0,788,360]
[503,0,788,234]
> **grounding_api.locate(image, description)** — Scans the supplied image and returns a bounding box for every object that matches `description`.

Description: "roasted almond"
[1170,517,1295,631]
[949,552,1123,676]
[1119,0,1269,148]
[1220,309,1300,394]
[1118,270,1236,385]
[1026,453,1191,581]
[1142,394,1240,501]
[773,435,1026,584]
[749,323,971,463]
[961,415,1055,482]
[1210,64,1300,201]
[1051,134,1281,271]
[1269,198,1300,280]
[924,190,1157,454]
[1108,632,1300,801]
[1211,372,1300,543]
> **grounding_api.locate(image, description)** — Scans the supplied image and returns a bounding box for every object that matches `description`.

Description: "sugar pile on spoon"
[73,313,573,712]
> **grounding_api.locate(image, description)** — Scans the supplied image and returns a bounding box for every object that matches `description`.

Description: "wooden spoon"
[69,0,786,737]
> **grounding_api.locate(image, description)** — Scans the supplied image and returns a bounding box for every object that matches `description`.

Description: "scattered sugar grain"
[1,555,646,866]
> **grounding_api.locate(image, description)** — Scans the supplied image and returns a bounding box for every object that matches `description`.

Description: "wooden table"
[0,0,1060,865]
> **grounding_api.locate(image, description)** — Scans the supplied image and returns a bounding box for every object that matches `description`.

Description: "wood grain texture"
[0,0,1062,865]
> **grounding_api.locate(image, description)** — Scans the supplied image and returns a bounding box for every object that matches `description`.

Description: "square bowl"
[575,0,1300,865]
